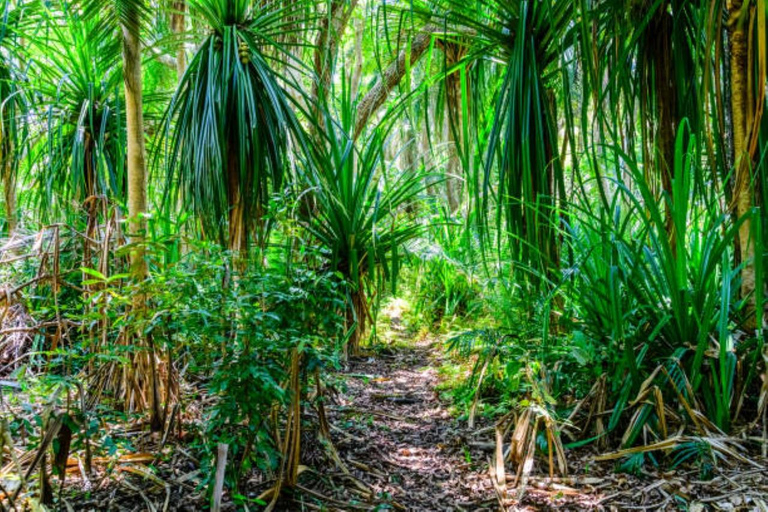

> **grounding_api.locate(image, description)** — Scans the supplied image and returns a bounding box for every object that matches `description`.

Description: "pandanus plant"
[0,0,28,235]
[160,0,308,256]
[302,106,428,355]
[416,0,572,286]
[28,8,125,232]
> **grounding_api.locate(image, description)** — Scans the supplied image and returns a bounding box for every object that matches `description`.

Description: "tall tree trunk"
[443,114,459,212]
[311,0,359,119]
[172,1,188,256]
[649,5,678,253]
[122,26,148,282]
[122,20,160,431]
[402,121,417,213]
[727,0,758,324]
[172,1,186,80]
[2,145,15,235]
[442,41,468,214]
[421,110,436,197]
[226,149,246,257]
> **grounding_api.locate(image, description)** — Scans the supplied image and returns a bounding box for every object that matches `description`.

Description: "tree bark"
[727,0,759,324]
[346,288,367,356]
[441,40,469,214]
[443,114,459,212]
[354,25,437,140]
[172,1,186,80]
[226,148,246,256]
[649,6,678,253]
[122,25,148,282]
[122,18,160,432]
[311,0,359,118]
[2,146,15,235]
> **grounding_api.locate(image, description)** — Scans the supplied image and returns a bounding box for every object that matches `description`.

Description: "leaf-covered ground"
[7,315,768,511]
[314,337,498,510]
[309,335,768,511]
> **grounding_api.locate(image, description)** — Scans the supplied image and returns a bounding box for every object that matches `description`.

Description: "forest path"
[306,304,497,511]
[324,338,495,511]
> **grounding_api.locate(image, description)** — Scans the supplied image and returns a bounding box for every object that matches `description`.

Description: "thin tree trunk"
[122,26,148,282]
[121,20,160,431]
[727,0,757,324]
[346,288,367,356]
[226,149,246,257]
[443,114,459,212]
[650,6,678,253]
[421,107,436,197]
[442,41,468,214]
[402,121,417,213]
[2,147,15,235]
[172,1,187,80]
[172,1,188,256]
[311,0,359,118]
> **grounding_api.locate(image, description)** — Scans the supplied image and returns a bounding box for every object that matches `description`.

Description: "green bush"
[145,246,346,487]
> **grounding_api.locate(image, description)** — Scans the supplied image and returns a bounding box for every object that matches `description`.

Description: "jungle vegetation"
[0,0,766,509]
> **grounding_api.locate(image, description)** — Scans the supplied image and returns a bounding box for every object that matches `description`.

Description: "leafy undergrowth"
[3,326,767,511]
[1,298,766,511]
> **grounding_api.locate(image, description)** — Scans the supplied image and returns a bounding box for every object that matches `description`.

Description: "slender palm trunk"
[172,1,188,256]
[402,123,417,213]
[443,41,468,214]
[226,149,247,257]
[122,26,148,281]
[650,6,678,253]
[728,0,757,323]
[172,1,186,80]
[346,288,367,357]
[443,114,459,212]
[2,151,15,235]
[122,22,162,431]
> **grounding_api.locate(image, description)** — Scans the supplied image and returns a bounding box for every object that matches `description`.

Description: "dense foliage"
[0,0,765,509]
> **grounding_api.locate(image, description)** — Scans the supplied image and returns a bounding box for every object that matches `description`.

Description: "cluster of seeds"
[239,40,249,65]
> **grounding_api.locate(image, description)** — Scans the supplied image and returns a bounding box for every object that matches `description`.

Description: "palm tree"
[119,1,150,282]
[160,0,308,256]
[302,106,427,355]
[726,0,766,326]
[427,0,572,283]
[582,0,706,251]
[0,0,29,235]
[78,0,157,428]
[27,8,125,232]
[440,38,470,214]
[79,0,151,280]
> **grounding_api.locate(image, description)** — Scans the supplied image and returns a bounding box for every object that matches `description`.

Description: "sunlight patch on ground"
[380,297,410,323]
[375,297,414,345]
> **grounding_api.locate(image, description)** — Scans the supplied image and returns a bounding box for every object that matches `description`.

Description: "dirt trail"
[314,337,496,511]
[50,309,768,511]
